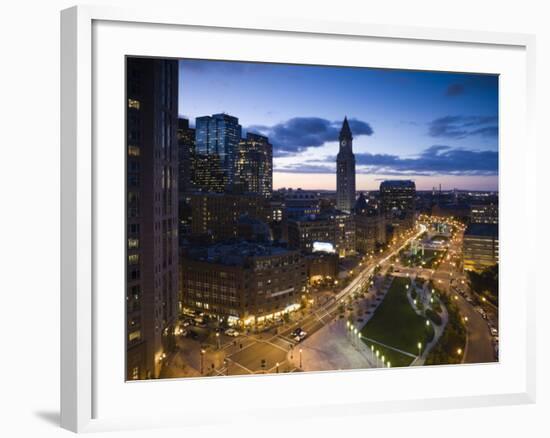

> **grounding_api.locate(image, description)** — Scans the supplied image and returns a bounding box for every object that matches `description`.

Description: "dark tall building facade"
[195,113,242,188]
[192,153,228,193]
[235,133,273,197]
[177,119,195,243]
[336,117,356,213]
[177,118,195,195]
[354,193,386,253]
[189,193,270,243]
[379,180,416,231]
[126,58,179,380]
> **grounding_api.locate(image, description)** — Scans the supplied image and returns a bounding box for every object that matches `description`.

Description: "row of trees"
[425,284,466,366]
[467,264,499,306]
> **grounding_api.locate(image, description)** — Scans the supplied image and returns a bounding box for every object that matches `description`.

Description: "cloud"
[248,117,373,156]
[355,145,498,175]
[444,75,498,98]
[428,115,498,139]
[275,145,498,176]
[275,163,336,174]
[446,83,465,96]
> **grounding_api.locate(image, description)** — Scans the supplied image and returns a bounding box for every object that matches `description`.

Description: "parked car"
[490,327,498,336]
[224,328,239,337]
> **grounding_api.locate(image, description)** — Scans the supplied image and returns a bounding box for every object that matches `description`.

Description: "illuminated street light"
[200,349,206,374]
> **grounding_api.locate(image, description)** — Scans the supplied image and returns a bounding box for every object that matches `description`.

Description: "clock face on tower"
[341,139,347,147]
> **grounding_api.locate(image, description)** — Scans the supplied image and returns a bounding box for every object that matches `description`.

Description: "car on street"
[224,328,239,337]
[291,328,307,342]
[490,327,498,336]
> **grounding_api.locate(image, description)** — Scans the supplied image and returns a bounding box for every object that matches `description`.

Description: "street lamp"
[216,332,220,350]
[299,348,303,368]
[276,362,280,373]
[200,348,206,374]
[417,342,422,358]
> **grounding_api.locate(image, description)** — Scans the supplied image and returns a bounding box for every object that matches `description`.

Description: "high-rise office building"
[354,193,386,253]
[195,113,242,188]
[379,180,416,231]
[177,119,195,243]
[126,58,179,380]
[463,223,499,271]
[470,203,498,224]
[177,118,195,195]
[235,132,273,197]
[192,153,228,193]
[336,117,356,213]
[189,193,270,243]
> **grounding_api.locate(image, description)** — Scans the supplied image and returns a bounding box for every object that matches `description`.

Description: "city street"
[222,226,427,374]
[164,219,497,378]
[419,224,497,363]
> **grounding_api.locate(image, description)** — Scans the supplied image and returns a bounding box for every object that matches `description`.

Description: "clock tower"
[336,117,356,213]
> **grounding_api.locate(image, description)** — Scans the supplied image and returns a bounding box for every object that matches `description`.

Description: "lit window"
[128,238,139,249]
[128,254,139,265]
[128,145,140,156]
[128,99,140,110]
[129,330,141,342]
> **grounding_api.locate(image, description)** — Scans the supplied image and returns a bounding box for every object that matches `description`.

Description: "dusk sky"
[178,59,499,191]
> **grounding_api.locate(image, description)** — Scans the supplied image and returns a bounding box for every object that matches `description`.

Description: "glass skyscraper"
[195,113,242,188]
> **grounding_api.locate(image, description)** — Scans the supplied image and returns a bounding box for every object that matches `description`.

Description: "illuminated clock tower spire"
[336,117,356,213]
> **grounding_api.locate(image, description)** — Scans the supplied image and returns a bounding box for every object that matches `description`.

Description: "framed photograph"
[61,5,536,433]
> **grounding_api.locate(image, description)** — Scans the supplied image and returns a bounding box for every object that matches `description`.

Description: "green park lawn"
[361,277,434,367]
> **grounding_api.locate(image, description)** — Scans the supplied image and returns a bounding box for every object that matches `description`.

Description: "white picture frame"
[60,4,536,433]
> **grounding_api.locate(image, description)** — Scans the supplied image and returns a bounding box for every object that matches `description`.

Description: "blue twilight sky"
[178,59,499,191]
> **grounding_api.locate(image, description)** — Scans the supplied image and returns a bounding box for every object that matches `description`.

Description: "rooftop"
[291,209,350,223]
[186,241,293,266]
[464,223,499,238]
[380,180,416,188]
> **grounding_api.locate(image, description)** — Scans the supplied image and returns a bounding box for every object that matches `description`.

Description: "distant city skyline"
[179,59,499,191]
